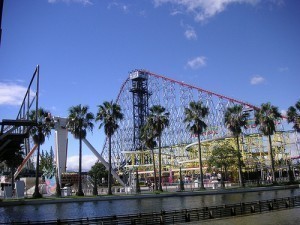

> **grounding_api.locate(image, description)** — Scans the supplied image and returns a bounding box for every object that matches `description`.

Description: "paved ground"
[177,208,300,225]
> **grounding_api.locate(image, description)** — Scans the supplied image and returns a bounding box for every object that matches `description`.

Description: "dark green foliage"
[255,102,281,184]
[96,101,123,195]
[145,105,169,192]
[67,104,95,196]
[224,104,249,187]
[88,162,108,195]
[287,99,300,132]
[1,145,24,188]
[224,105,249,136]
[29,108,53,198]
[184,101,209,190]
[141,116,158,191]
[29,108,53,145]
[96,101,123,136]
[40,147,55,179]
[207,143,238,188]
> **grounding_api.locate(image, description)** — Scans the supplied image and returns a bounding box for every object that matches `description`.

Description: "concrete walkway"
[178,208,300,225]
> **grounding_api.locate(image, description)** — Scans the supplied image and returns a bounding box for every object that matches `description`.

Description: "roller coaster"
[104,69,299,182]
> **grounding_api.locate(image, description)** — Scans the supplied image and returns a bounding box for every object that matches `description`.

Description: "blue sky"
[0,0,299,171]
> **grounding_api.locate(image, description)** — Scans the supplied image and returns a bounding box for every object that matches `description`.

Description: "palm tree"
[287,99,300,132]
[147,105,169,192]
[224,105,249,187]
[67,104,94,196]
[255,102,281,184]
[141,122,158,191]
[183,101,209,190]
[96,101,123,195]
[29,108,52,198]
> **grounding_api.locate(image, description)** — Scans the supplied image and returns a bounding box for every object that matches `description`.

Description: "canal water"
[1,189,299,223]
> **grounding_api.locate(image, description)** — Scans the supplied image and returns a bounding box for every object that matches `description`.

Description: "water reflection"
[1,189,299,223]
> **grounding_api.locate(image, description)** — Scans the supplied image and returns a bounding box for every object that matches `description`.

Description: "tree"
[207,144,238,188]
[40,147,55,182]
[224,104,249,187]
[40,147,54,177]
[40,147,60,197]
[96,101,123,195]
[287,99,300,132]
[88,162,108,195]
[255,102,281,184]
[183,101,208,190]
[29,108,53,198]
[141,122,158,191]
[67,104,94,196]
[2,145,24,190]
[146,105,169,192]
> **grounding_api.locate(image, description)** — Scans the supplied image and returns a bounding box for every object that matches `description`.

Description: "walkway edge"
[0,184,299,207]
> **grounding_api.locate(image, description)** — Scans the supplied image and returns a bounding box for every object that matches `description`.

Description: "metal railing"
[4,195,300,225]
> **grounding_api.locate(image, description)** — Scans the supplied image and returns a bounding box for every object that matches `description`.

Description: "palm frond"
[96,101,123,136]
[224,104,249,137]
[67,104,95,139]
[255,102,281,136]
[183,101,209,135]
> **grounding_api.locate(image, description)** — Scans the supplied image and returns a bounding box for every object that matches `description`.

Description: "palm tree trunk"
[268,134,276,184]
[93,177,98,195]
[77,136,84,196]
[158,135,163,192]
[151,148,158,191]
[236,136,244,187]
[108,135,112,195]
[197,134,205,189]
[225,166,228,181]
[11,167,15,194]
[33,134,42,198]
[288,161,295,182]
[221,166,225,189]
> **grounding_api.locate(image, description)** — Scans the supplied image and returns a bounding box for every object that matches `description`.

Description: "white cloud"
[107,2,130,13]
[170,10,183,16]
[184,26,197,40]
[187,56,207,69]
[154,0,261,22]
[66,154,98,172]
[0,82,27,106]
[48,0,93,6]
[280,109,286,117]
[250,75,265,85]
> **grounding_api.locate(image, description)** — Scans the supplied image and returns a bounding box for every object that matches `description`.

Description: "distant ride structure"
[102,69,299,183]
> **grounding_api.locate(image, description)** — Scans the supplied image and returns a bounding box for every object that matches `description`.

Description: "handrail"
[3,195,300,224]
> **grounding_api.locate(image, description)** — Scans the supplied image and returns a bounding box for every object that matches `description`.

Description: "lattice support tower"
[129,70,150,152]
